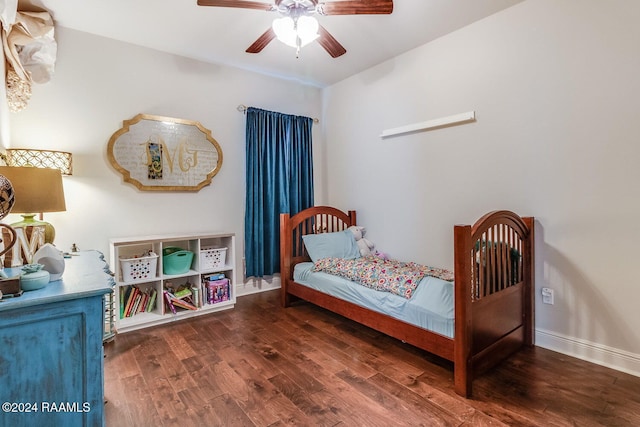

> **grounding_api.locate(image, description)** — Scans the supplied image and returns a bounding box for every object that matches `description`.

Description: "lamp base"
[11,214,55,244]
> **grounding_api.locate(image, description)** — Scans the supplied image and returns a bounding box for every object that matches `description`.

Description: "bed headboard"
[280,206,356,290]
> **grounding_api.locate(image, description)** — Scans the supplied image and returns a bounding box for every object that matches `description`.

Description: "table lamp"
[0,166,66,244]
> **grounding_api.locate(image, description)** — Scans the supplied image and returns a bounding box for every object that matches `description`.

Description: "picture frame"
[107,114,223,191]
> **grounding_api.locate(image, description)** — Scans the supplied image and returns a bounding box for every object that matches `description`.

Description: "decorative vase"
[20,263,50,291]
[11,213,55,244]
[33,243,66,281]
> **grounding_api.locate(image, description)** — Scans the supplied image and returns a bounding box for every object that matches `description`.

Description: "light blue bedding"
[293,262,455,338]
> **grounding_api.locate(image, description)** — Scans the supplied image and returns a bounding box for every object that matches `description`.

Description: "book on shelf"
[203,272,226,281]
[146,288,158,312]
[130,291,142,316]
[204,277,230,304]
[119,286,129,319]
[171,297,198,311]
[164,285,198,313]
[174,288,192,299]
[139,292,149,314]
[123,286,139,317]
[120,286,157,318]
[146,288,157,312]
[136,292,149,316]
[163,290,177,314]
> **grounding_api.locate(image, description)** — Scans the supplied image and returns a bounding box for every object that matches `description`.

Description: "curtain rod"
[237,104,319,123]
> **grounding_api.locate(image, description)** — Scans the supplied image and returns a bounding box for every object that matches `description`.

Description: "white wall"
[5,27,324,291]
[322,0,640,375]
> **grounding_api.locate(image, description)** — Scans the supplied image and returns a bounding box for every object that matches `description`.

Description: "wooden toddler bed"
[280,206,534,397]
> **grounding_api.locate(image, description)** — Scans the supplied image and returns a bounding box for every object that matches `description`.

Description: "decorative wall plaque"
[107,114,223,191]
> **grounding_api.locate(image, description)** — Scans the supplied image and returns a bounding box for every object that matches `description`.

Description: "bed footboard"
[454,210,534,397]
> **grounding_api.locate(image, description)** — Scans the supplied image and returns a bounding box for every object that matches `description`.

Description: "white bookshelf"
[109,232,235,333]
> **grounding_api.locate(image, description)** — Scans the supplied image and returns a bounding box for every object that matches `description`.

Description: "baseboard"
[535,328,640,378]
[236,275,281,297]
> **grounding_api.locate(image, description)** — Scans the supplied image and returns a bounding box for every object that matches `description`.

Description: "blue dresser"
[0,250,114,427]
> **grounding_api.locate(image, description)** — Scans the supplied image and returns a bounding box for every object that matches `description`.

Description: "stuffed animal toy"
[348,225,364,240]
[374,250,390,260]
[348,226,375,256]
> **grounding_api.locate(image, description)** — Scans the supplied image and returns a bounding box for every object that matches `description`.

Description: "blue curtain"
[245,107,314,278]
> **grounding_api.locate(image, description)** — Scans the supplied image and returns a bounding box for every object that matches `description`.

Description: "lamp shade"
[0,166,66,214]
[272,15,319,48]
[5,149,73,175]
[296,15,319,45]
[272,17,297,48]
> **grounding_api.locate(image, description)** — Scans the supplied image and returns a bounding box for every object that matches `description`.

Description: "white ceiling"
[20,0,523,87]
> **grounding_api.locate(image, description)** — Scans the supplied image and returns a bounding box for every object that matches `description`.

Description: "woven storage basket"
[200,247,227,271]
[120,253,158,282]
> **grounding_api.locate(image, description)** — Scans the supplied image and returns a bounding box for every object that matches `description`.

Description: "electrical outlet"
[541,287,554,305]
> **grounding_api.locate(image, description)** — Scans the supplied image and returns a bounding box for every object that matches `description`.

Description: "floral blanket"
[312,256,454,299]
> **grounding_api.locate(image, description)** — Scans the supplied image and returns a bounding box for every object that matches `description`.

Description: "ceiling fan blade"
[246,27,276,53]
[197,0,274,11]
[318,0,393,15]
[317,25,346,58]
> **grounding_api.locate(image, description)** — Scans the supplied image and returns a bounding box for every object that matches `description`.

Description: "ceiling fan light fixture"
[201,0,393,58]
[272,17,296,47]
[297,15,319,44]
[272,15,319,49]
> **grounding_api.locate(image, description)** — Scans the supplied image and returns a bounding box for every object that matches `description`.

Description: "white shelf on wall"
[109,232,236,333]
[380,111,476,139]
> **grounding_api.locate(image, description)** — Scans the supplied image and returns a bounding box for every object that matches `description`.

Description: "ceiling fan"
[197,0,394,58]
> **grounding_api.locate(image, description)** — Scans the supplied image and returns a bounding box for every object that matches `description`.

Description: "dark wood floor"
[104,289,640,426]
